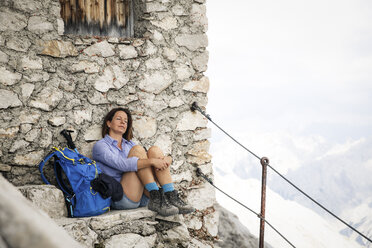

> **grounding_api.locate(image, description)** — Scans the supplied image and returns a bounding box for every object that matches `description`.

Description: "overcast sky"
[206,0,372,145]
[204,2,372,245]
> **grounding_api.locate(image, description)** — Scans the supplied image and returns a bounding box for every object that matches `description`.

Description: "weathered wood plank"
[59,0,132,36]
[65,0,71,24]
[99,0,105,28]
[78,0,85,22]
[124,0,129,27]
[85,0,91,23]
[70,0,76,24]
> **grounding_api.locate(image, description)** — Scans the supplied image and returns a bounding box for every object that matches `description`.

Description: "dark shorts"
[111,192,149,210]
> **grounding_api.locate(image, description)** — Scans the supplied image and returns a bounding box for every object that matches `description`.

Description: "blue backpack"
[39,146,111,217]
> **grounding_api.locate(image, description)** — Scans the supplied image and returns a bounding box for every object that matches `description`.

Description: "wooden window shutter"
[59,0,134,37]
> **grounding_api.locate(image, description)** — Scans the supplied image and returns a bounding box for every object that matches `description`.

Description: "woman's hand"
[151,158,169,171]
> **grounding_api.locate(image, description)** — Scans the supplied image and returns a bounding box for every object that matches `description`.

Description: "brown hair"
[102,108,133,140]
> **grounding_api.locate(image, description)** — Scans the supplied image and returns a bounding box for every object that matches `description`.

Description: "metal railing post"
[259,157,269,248]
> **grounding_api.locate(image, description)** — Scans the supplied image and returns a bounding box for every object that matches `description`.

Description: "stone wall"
[0,0,217,246]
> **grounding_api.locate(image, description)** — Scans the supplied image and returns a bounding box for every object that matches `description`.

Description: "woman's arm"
[92,142,139,172]
[93,141,171,171]
[137,157,171,171]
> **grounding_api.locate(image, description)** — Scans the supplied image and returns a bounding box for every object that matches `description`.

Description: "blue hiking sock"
[162,183,174,193]
[145,182,159,192]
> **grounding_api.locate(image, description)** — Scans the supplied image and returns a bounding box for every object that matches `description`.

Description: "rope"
[191,102,372,245]
[196,168,296,248]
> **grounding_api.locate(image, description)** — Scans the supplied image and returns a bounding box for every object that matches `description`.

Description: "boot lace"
[169,191,186,206]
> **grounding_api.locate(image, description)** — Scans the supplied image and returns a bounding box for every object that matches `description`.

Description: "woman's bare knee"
[128,145,147,159]
[147,146,164,158]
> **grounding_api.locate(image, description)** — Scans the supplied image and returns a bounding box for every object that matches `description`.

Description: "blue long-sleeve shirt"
[92,134,138,182]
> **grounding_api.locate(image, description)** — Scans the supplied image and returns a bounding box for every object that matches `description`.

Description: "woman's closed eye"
[116,117,128,124]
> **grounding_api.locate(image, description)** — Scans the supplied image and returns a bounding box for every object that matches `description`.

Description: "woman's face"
[107,111,128,136]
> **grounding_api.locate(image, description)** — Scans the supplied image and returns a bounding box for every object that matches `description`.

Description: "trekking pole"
[60,129,78,153]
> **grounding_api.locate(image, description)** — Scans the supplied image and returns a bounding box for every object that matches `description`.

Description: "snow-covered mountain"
[214,172,363,248]
[340,198,372,247]
[210,130,372,247]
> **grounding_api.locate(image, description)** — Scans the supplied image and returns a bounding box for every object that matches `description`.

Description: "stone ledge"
[18,184,195,247]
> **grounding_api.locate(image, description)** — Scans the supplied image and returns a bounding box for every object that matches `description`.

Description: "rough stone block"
[84,41,115,57]
[14,150,44,166]
[163,223,190,244]
[145,57,164,70]
[21,57,43,70]
[18,185,67,219]
[140,40,158,56]
[55,218,98,248]
[0,89,22,109]
[0,163,12,172]
[27,16,54,34]
[151,30,165,44]
[71,61,99,74]
[9,140,29,153]
[29,87,63,111]
[183,76,209,93]
[23,71,49,82]
[73,109,92,125]
[175,63,194,80]
[162,47,178,61]
[145,2,167,12]
[187,184,216,210]
[169,97,184,108]
[0,126,19,138]
[19,110,41,124]
[13,0,43,13]
[0,9,27,31]
[40,128,53,148]
[172,170,193,183]
[190,3,208,32]
[172,5,187,16]
[25,128,40,142]
[193,128,211,141]
[0,66,22,86]
[93,66,129,92]
[133,116,157,139]
[192,51,209,72]
[184,215,202,230]
[175,34,208,51]
[40,40,78,58]
[119,45,138,59]
[88,91,109,105]
[84,125,102,141]
[151,16,178,30]
[89,208,156,230]
[0,50,9,63]
[176,111,208,131]
[6,36,31,52]
[187,140,212,165]
[21,83,35,98]
[104,233,149,248]
[138,71,173,94]
[48,116,66,127]
[189,238,213,248]
[154,134,172,155]
[204,211,219,236]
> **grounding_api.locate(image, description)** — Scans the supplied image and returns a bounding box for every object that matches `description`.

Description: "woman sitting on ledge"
[92,107,195,216]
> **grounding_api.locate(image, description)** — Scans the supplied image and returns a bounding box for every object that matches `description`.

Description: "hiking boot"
[164,190,195,214]
[148,190,179,216]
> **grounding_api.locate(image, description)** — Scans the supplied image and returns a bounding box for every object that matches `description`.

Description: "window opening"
[59,0,134,37]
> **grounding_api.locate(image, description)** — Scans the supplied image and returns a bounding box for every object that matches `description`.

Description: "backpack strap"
[54,159,74,197]
[54,160,75,217]
[38,151,56,185]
